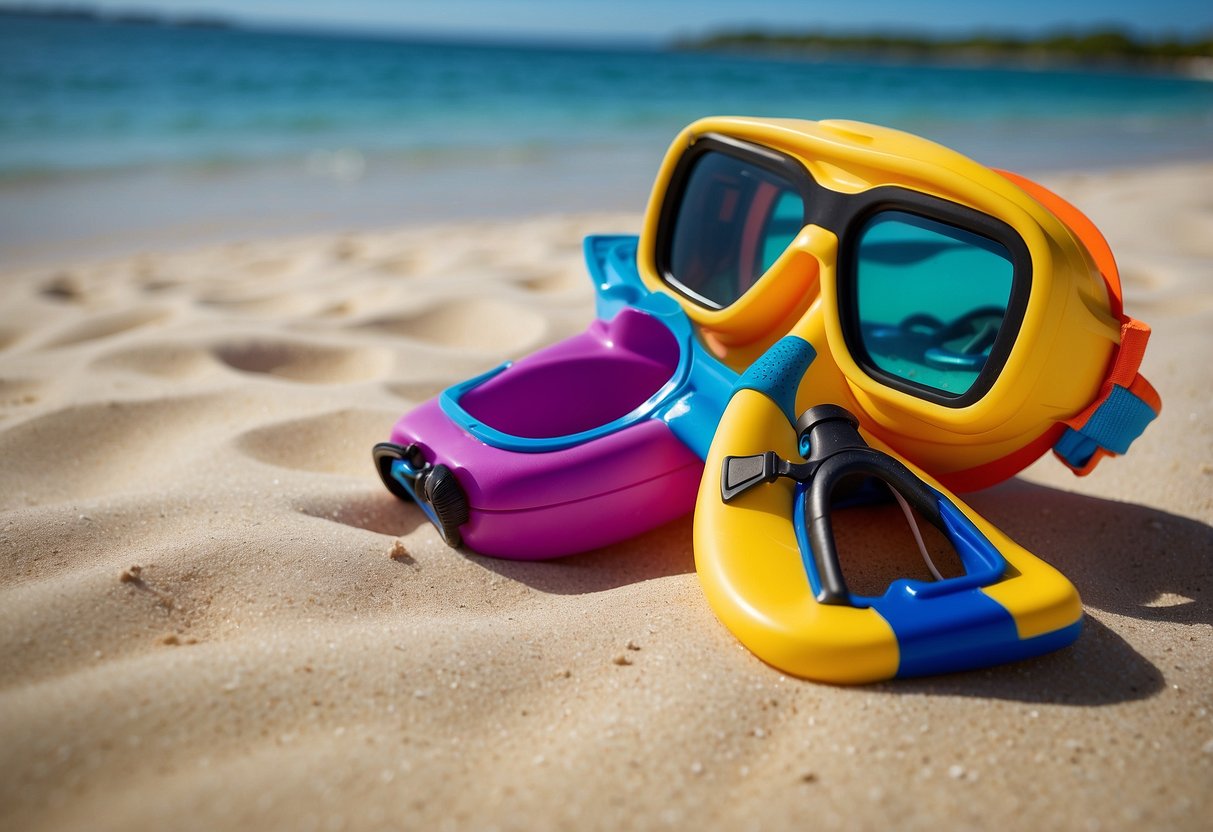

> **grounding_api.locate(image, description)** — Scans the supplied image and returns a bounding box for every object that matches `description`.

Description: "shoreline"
[0,146,665,270]
[5,155,1213,271]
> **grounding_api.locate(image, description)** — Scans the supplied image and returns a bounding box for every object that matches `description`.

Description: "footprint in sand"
[38,271,88,302]
[358,298,546,354]
[309,284,400,320]
[92,343,219,380]
[42,306,172,349]
[212,339,393,383]
[235,409,396,476]
[0,394,226,510]
[198,290,323,317]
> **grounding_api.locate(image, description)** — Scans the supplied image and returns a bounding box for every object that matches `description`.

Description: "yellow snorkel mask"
[637,116,1159,490]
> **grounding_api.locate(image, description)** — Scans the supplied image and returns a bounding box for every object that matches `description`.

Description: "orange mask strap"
[995,170,1159,475]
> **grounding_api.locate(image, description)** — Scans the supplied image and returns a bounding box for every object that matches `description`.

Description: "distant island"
[3,5,1211,79]
[675,28,1213,77]
[0,4,232,29]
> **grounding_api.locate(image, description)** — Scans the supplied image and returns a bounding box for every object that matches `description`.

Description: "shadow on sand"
[462,477,1211,706]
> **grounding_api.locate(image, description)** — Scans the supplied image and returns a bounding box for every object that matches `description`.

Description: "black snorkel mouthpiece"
[721,404,945,605]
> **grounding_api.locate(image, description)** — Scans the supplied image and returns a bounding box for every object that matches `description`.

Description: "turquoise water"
[1,17,1212,260]
[3,17,1212,176]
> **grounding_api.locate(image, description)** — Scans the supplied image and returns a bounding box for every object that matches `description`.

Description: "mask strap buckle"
[1053,318,1161,475]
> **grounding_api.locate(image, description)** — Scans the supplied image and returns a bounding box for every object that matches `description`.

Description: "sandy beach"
[1,162,1210,831]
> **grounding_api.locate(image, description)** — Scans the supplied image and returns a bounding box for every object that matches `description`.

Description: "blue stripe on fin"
[874,582,1021,677]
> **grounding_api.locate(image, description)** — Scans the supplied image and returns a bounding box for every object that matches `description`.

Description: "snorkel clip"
[721,404,869,502]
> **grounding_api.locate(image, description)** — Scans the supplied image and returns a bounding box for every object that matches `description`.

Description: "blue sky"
[12,0,1213,42]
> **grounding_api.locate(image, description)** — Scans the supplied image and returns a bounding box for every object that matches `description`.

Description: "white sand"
[0,168,1210,831]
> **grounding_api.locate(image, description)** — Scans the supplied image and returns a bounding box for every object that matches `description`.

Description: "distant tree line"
[0,4,231,28]
[675,27,1213,67]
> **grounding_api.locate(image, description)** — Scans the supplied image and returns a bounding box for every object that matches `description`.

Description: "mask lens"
[666,151,805,309]
[855,210,1015,398]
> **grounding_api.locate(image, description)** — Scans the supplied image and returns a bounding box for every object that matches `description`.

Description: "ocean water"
[2,16,1212,258]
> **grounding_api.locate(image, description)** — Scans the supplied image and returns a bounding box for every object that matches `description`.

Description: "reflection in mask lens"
[667,152,805,309]
[856,211,1014,397]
